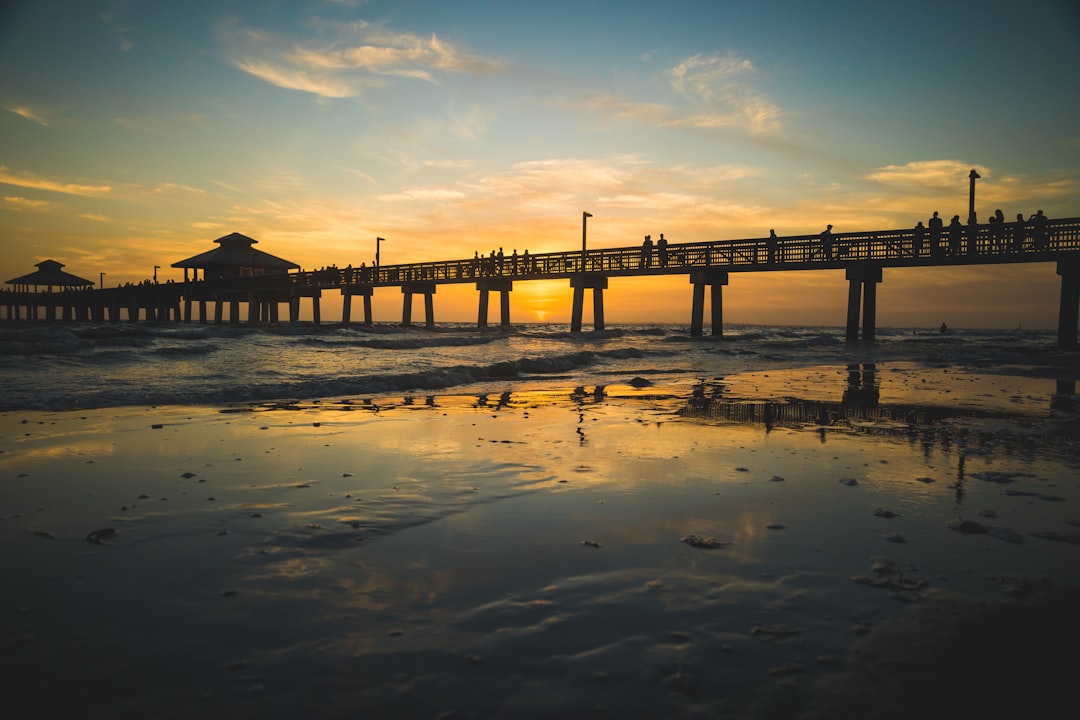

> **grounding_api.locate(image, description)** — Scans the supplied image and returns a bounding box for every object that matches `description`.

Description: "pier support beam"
[689,269,729,337]
[401,281,436,327]
[476,279,512,329]
[1058,259,1080,348]
[569,274,608,332]
[844,265,883,342]
[341,285,374,325]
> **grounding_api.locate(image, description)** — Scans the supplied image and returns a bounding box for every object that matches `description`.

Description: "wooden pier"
[4,216,1080,346]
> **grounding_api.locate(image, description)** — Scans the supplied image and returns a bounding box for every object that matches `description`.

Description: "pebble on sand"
[85,528,116,544]
[872,508,901,518]
[946,518,987,534]
[838,478,858,486]
[681,534,730,549]
[581,539,602,548]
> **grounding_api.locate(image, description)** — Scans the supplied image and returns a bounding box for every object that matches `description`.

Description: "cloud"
[866,160,988,187]
[80,213,110,222]
[0,167,112,197]
[221,19,502,99]
[669,53,782,134]
[4,196,52,210]
[4,104,49,126]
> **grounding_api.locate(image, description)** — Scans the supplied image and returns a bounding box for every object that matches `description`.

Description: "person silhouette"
[768,229,779,263]
[657,233,669,267]
[928,211,943,257]
[819,224,834,260]
[1030,210,1049,249]
[948,215,963,256]
[1013,213,1027,251]
[912,221,926,257]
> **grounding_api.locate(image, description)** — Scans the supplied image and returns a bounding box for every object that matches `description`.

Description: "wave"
[0,347,648,411]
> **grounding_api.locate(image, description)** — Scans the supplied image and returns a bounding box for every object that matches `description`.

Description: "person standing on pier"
[657,233,669,267]
[948,215,963,256]
[912,221,926,257]
[1013,213,1027,251]
[768,229,779,263]
[1030,210,1049,249]
[819,224,834,260]
[928,211,943,257]
[640,235,653,269]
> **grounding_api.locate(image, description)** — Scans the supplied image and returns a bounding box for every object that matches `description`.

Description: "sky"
[2,0,1079,328]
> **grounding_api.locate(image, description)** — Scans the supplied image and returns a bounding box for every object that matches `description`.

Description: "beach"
[3,360,1079,719]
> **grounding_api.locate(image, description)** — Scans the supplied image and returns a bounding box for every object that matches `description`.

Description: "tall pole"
[968,169,980,224]
[99,272,105,288]
[153,265,160,284]
[376,237,385,268]
[581,211,592,268]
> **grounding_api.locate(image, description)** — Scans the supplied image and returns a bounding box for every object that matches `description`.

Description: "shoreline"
[3,362,1079,718]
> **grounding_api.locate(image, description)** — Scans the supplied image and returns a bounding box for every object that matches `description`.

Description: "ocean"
[0,321,1072,411]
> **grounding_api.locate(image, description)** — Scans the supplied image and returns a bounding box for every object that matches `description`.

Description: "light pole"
[968,169,980,224]
[99,272,105,289]
[581,211,592,268]
[376,237,386,268]
[153,265,160,284]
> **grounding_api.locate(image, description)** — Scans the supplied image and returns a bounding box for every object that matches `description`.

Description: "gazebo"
[171,232,300,281]
[6,259,95,292]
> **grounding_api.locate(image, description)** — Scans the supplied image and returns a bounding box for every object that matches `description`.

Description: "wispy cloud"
[0,167,112,197]
[4,104,48,126]
[4,196,52,210]
[668,53,782,134]
[220,18,503,98]
[80,213,110,222]
[866,160,988,187]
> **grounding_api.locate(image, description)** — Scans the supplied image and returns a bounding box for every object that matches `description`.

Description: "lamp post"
[99,272,105,289]
[968,169,980,224]
[153,265,160,284]
[581,211,592,268]
[376,237,386,268]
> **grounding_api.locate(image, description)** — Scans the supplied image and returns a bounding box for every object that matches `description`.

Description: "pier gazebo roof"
[6,259,94,291]
[172,232,300,275]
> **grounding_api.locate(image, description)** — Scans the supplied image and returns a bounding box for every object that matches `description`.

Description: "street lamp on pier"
[99,272,105,289]
[153,265,160,284]
[376,237,386,268]
[968,169,980,224]
[581,211,593,268]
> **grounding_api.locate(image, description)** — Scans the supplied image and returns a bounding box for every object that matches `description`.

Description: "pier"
[4,216,1080,346]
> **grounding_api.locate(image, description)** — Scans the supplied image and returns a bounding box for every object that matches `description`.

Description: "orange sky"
[2,1,1078,329]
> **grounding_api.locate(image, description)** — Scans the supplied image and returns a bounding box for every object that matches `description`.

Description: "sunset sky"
[2,0,1079,328]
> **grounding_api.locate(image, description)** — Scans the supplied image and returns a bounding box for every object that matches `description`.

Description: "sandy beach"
[3,362,1079,719]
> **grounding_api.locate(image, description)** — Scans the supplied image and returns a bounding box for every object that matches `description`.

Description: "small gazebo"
[172,232,300,281]
[6,259,94,292]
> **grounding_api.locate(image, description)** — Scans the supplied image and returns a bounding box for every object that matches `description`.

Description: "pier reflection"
[674,365,1075,462]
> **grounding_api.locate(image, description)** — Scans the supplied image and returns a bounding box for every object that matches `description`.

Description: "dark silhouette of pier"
[4,215,1080,346]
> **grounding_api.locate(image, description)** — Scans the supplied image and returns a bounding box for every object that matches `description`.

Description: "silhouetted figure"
[657,233,668,267]
[511,249,518,274]
[522,249,530,275]
[948,215,963,256]
[967,212,979,256]
[819,224,834,260]
[639,235,653,269]
[497,247,505,274]
[928,211,944,257]
[991,209,1006,252]
[940,322,949,333]
[1030,209,1049,249]
[912,221,925,257]
[1013,213,1027,251]
[768,229,779,263]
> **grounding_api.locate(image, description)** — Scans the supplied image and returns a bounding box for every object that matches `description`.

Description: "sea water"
[0,322,1070,411]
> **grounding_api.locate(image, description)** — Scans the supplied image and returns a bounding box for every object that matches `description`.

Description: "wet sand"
[2,363,1079,719]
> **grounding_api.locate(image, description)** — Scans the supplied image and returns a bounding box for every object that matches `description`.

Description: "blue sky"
[2,0,1079,326]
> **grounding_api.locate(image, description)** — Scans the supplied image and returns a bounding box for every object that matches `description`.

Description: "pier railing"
[293,216,1080,288]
